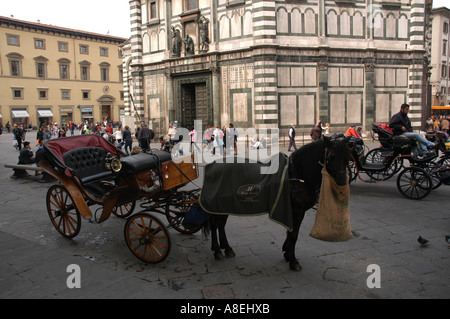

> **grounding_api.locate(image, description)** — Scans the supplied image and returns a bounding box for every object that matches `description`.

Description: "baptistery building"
[123,0,432,136]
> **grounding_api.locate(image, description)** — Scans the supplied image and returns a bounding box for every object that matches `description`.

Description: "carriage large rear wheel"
[396,167,432,200]
[124,213,171,263]
[46,185,81,238]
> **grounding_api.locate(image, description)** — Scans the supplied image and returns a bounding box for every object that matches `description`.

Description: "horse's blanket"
[310,167,353,242]
[199,153,293,231]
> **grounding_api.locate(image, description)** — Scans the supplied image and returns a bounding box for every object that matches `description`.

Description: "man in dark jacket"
[310,120,323,141]
[18,141,36,164]
[12,124,23,150]
[138,123,154,152]
[288,123,297,152]
[389,103,437,157]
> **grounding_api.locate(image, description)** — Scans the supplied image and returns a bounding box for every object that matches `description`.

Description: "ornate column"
[211,64,220,126]
[318,60,329,123]
[364,61,376,131]
[165,68,174,123]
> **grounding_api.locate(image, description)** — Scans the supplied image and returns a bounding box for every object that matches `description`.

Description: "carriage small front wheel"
[396,167,432,200]
[46,184,81,238]
[124,212,171,263]
[112,200,136,218]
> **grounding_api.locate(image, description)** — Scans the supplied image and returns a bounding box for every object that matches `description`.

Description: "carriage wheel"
[46,185,81,238]
[437,156,450,167]
[347,161,357,183]
[124,213,171,263]
[365,148,403,181]
[420,162,442,190]
[396,167,432,200]
[165,191,202,234]
[112,200,136,218]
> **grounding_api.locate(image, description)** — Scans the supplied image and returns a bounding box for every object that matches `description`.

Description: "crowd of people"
[157,122,242,157]
[3,106,448,165]
[426,115,449,133]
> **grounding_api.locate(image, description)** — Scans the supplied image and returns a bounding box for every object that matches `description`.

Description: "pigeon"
[445,235,450,246]
[417,236,429,247]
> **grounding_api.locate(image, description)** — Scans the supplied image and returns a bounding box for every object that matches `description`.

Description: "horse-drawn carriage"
[38,133,351,271]
[346,123,449,199]
[39,134,200,263]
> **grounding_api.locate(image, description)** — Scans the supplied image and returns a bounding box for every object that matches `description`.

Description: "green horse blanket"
[199,153,293,231]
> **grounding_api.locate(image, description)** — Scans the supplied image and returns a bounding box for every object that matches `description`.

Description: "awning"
[11,110,30,118]
[37,110,54,117]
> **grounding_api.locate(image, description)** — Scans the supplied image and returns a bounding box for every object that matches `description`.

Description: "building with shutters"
[0,16,127,128]
[430,6,450,107]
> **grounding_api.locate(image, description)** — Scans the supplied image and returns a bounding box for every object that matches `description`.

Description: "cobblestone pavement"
[0,130,449,300]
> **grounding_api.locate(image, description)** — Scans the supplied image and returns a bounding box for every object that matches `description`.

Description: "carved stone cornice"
[317,61,328,70]
[365,63,375,72]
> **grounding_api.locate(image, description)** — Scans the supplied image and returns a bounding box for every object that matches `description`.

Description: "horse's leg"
[217,215,235,257]
[209,216,223,260]
[282,207,306,271]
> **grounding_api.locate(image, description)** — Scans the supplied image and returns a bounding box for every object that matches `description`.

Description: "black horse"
[204,134,350,271]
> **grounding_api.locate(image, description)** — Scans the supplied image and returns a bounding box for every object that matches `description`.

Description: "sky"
[0,0,448,40]
[0,0,131,38]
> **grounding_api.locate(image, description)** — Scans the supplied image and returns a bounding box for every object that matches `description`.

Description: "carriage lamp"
[111,158,122,172]
[164,165,169,179]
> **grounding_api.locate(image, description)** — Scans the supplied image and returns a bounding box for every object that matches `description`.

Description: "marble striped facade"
[123,0,430,134]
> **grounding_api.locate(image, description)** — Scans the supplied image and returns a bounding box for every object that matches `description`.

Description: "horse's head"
[323,133,350,186]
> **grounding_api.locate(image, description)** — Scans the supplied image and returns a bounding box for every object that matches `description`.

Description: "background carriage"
[347,123,450,200]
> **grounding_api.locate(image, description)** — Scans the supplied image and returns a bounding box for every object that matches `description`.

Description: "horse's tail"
[201,219,211,239]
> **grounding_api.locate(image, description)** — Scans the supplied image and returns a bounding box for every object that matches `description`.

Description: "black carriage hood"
[43,134,125,171]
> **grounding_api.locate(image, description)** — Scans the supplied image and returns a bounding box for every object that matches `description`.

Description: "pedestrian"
[18,141,36,165]
[321,122,330,135]
[69,121,74,136]
[114,126,123,147]
[433,117,440,131]
[356,126,362,137]
[122,126,133,155]
[226,123,238,155]
[426,117,434,132]
[5,121,11,133]
[389,103,437,158]
[310,120,322,141]
[204,124,214,152]
[36,127,44,145]
[441,116,449,133]
[212,125,224,155]
[288,123,297,151]
[138,123,154,152]
[189,126,200,153]
[135,127,141,146]
[344,124,361,138]
[58,129,66,138]
[12,123,23,150]
[43,126,51,142]
[167,122,178,145]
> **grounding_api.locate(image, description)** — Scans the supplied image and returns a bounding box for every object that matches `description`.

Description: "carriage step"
[364,179,377,183]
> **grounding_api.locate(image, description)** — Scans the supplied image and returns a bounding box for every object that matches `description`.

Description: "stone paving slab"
[0,131,449,301]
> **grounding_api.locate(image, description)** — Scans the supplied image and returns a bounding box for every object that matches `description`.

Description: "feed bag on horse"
[310,167,353,242]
